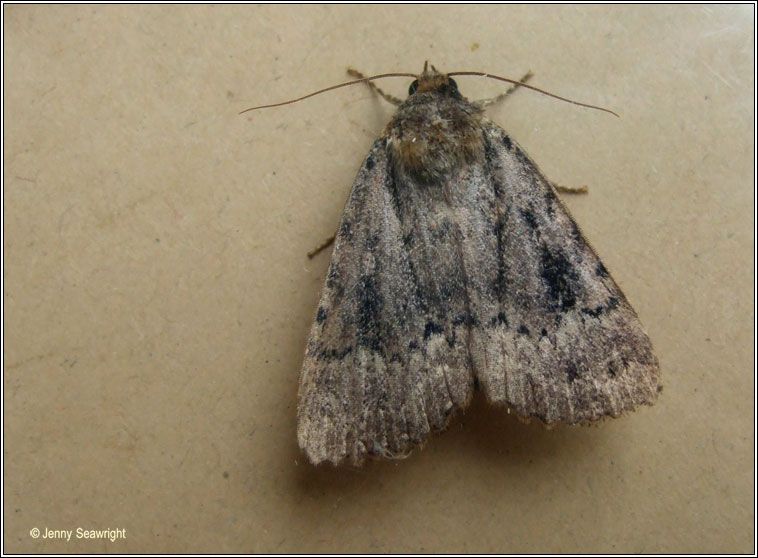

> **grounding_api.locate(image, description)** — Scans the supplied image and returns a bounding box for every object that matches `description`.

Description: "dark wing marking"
[459,123,660,423]
[297,140,475,465]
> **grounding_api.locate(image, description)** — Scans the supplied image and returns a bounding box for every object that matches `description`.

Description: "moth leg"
[307,235,335,259]
[479,69,587,193]
[553,183,589,194]
[347,68,403,106]
[475,70,534,108]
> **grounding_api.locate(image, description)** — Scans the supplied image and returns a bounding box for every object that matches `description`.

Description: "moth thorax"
[387,96,484,183]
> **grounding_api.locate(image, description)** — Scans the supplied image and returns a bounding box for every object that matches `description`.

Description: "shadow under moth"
[246,62,661,466]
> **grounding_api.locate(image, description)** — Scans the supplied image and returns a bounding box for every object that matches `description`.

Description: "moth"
[251,63,661,465]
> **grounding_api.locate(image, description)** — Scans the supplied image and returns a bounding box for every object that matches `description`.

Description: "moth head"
[408,61,460,97]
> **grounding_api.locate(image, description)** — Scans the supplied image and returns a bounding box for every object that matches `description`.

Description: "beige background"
[4,4,754,554]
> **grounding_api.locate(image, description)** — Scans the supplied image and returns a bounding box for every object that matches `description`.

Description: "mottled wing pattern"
[297,140,476,465]
[461,122,661,423]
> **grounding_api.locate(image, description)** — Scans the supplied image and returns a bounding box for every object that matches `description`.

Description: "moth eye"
[408,80,419,96]
[448,77,458,90]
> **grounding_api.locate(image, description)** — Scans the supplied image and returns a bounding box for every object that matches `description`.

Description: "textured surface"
[3,4,753,554]
[298,71,660,465]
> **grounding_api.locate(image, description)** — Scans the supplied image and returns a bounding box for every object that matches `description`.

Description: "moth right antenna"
[447,71,620,118]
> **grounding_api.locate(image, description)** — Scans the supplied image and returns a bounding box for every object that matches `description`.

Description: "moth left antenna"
[239,73,416,114]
